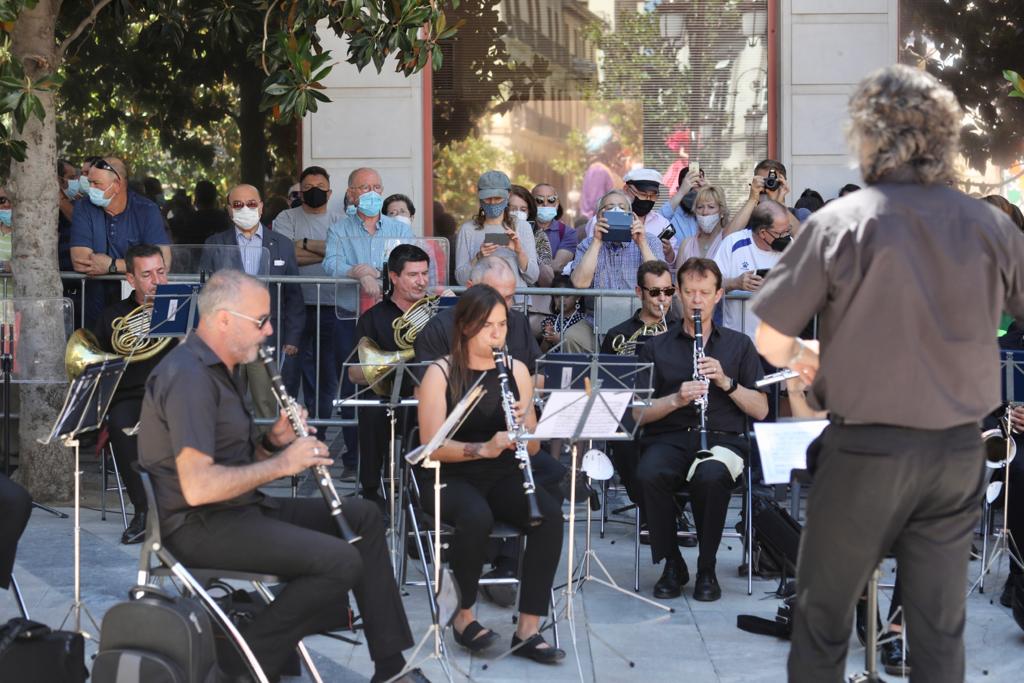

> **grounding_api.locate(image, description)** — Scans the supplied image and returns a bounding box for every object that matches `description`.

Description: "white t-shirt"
[713,229,783,339]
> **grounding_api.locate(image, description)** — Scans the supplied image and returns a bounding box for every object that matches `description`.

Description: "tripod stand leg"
[31,501,68,518]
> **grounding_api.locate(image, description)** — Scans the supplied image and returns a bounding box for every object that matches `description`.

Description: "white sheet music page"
[532,390,633,439]
[753,420,829,484]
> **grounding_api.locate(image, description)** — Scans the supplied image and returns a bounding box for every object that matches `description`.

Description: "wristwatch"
[724,377,739,395]
[108,259,118,274]
[303,237,308,250]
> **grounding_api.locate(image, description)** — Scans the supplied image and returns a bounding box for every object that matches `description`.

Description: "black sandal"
[453,620,499,652]
[511,633,566,664]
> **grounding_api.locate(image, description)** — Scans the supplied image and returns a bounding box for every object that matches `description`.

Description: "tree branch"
[58,0,115,60]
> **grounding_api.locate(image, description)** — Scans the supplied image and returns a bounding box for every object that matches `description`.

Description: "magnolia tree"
[0,0,457,499]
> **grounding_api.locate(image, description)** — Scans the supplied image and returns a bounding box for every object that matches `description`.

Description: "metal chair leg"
[10,573,29,619]
[107,444,129,529]
[633,506,641,592]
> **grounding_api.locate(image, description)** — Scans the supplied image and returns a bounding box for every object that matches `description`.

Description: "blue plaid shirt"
[323,213,414,277]
[571,234,664,323]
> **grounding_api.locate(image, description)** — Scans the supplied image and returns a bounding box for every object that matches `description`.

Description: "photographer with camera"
[726,159,802,236]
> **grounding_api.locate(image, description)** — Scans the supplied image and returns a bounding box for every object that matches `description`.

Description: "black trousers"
[435,464,564,616]
[0,473,31,589]
[357,406,414,499]
[789,423,985,683]
[108,399,146,512]
[488,448,565,569]
[636,432,745,572]
[167,496,412,678]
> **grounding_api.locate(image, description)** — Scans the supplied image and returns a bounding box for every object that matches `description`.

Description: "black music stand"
[40,356,127,639]
[150,282,201,336]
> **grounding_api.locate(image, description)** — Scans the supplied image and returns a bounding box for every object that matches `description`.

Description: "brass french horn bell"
[65,329,121,380]
[356,337,415,397]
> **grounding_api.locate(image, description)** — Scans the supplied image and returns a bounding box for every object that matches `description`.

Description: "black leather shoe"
[881,635,910,677]
[692,570,721,602]
[120,512,146,545]
[390,668,432,683]
[653,557,689,599]
[511,633,565,664]
[1000,574,1021,608]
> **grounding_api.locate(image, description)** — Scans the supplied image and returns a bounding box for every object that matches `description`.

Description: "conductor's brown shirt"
[751,180,1024,429]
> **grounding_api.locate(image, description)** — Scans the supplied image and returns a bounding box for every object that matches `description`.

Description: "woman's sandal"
[511,633,566,664]
[453,620,499,652]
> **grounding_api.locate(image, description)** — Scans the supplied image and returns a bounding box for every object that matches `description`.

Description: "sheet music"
[753,420,829,484]
[532,390,633,439]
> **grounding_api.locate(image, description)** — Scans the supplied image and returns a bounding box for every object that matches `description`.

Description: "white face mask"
[696,213,720,234]
[231,207,261,230]
[510,209,528,223]
[390,214,412,226]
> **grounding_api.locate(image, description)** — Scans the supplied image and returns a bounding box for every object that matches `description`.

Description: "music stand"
[150,283,201,337]
[40,355,127,639]
[393,379,486,683]
[524,354,667,675]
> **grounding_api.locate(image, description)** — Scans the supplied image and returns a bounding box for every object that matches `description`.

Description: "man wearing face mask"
[660,164,710,241]
[713,200,792,341]
[583,168,677,263]
[69,155,169,327]
[204,184,304,421]
[271,166,358,474]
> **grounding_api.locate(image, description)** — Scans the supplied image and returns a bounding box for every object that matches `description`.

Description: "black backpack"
[0,617,88,682]
[92,585,219,683]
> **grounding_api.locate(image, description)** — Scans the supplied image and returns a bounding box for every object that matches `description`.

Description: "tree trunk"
[10,0,74,501]
[237,61,268,196]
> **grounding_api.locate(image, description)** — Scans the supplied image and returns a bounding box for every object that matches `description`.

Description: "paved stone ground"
[4,455,1024,682]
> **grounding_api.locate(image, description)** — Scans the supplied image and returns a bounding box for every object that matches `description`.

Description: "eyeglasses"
[533,194,559,205]
[0,197,9,206]
[92,158,120,179]
[226,310,271,330]
[350,183,383,194]
[230,200,261,210]
[643,287,676,297]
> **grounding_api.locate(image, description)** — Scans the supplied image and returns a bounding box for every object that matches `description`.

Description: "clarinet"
[257,346,362,544]
[692,309,710,453]
[492,347,544,526]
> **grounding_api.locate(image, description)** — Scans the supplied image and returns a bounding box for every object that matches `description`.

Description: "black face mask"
[302,187,328,208]
[631,197,655,217]
[681,189,698,214]
[768,234,792,252]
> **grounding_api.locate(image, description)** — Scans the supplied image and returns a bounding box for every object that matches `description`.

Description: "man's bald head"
[750,199,789,232]
[227,184,261,203]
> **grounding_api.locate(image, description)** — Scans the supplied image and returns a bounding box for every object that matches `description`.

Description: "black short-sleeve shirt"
[414,306,541,372]
[638,321,765,437]
[138,334,267,537]
[355,298,404,352]
[93,295,177,404]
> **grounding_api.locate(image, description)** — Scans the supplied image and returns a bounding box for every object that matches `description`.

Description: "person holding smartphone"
[454,170,540,290]
[566,189,663,352]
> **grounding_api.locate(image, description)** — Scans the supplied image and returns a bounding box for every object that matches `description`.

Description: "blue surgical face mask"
[357,191,384,217]
[536,206,558,223]
[346,203,357,216]
[78,176,91,194]
[482,199,508,219]
[63,184,79,201]
[0,209,10,227]
[88,185,113,208]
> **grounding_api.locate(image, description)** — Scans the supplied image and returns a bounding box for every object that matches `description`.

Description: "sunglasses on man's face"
[230,200,261,210]
[644,287,676,298]
[226,310,272,330]
[533,195,559,205]
[92,158,120,179]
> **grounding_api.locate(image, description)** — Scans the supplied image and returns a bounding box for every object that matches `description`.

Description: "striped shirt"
[234,225,264,276]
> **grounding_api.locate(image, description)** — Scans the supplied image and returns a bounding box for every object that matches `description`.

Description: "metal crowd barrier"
[2,272,757,428]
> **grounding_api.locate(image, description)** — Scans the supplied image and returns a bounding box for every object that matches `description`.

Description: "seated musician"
[634,257,767,602]
[417,285,565,663]
[348,244,432,503]
[93,243,177,544]
[139,270,426,683]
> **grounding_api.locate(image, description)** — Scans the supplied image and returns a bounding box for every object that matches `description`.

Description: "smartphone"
[755,268,771,278]
[690,161,700,178]
[604,211,633,242]
[658,226,676,242]
[484,232,511,247]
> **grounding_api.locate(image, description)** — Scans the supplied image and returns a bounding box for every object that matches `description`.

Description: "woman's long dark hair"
[448,284,508,402]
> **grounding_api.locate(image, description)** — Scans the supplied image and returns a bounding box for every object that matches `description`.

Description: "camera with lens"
[763,169,779,191]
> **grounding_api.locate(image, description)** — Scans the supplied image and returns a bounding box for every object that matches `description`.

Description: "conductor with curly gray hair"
[750,64,1024,682]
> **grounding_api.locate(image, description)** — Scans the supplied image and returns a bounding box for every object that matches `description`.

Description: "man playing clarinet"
[634,257,767,602]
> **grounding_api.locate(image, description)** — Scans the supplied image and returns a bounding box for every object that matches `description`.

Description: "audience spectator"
[583,169,676,262]
[660,163,710,241]
[384,193,415,227]
[287,182,302,209]
[453,170,540,289]
[144,176,166,212]
[714,199,791,339]
[204,183,304,421]
[532,182,577,274]
[674,185,729,264]
[794,188,825,214]
[539,274,586,351]
[69,155,169,326]
[568,189,662,352]
[509,184,554,286]
[727,159,802,236]
[57,159,79,270]
[78,156,102,196]
[165,189,193,230]
[0,186,11,270]
[982,195,1024,231]
[174,180,230,245]
[838,182,862,197]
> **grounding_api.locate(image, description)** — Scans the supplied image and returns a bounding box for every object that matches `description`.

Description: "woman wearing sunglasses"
[530,183,577,274]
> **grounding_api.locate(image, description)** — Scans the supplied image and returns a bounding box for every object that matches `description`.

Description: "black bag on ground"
[751,495,803,578]
[0,617,88,682]
[91,585,218,683]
